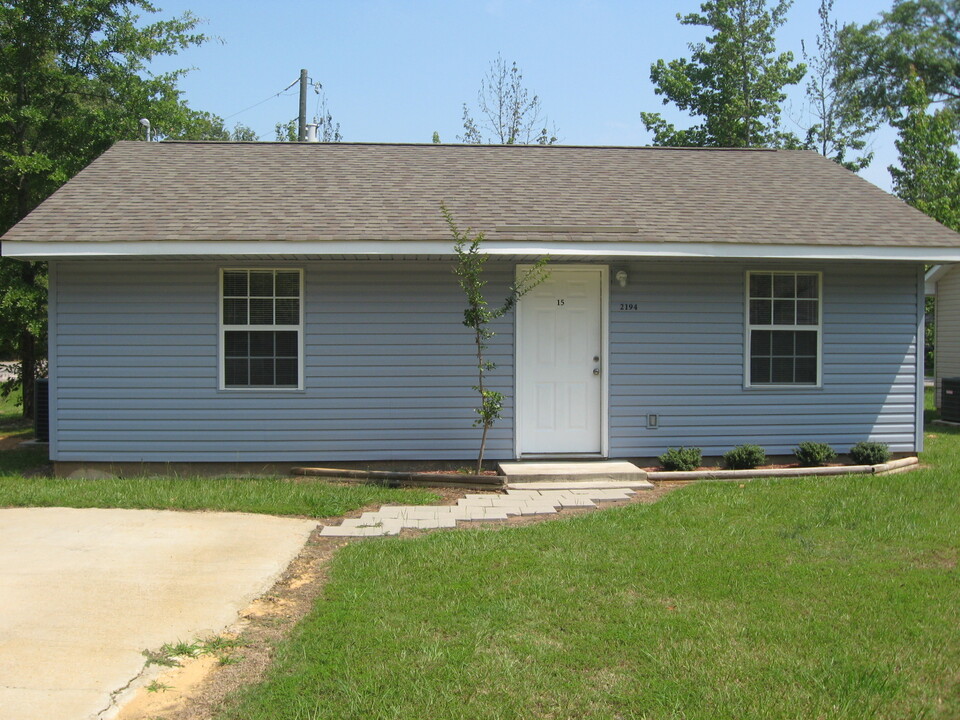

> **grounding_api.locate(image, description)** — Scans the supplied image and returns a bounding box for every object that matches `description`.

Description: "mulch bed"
[640,462,849,472]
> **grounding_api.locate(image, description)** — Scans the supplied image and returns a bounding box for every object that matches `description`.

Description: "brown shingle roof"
[3,140,959,247]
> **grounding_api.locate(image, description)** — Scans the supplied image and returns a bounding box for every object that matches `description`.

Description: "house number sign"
[619,303,639,311]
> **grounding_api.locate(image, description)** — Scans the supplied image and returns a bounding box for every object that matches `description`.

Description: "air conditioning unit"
[942,377,960,423]
[35,378,49,442]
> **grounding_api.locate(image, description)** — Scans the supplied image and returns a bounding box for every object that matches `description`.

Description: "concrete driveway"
[0,507,317,720]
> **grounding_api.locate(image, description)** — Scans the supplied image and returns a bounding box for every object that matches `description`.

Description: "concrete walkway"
[319,486,641,537]
[0,507,317,720]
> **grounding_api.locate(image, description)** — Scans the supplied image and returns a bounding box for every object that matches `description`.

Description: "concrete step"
[498,460,652,490]
[506,479,653,490]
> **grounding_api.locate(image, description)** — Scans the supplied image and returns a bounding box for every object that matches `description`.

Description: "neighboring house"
[3,141,960,475]
[926,264,960,408]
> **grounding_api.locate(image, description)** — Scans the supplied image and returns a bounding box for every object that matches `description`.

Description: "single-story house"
[3,141,960,475]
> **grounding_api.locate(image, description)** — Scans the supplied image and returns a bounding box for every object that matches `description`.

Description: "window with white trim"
[220,269,302,389]
[746,271,821,386]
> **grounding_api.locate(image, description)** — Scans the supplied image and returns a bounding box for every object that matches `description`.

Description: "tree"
[0,0,224,418]
[889,75,960,230]
[889,74,960,372]
[641,0,806,147]
[442,204,548,473]
[839,0,960,124]
[275,120,297,142]
[230,124,259,142]
[312,94,342,142]
[802,0,877,171]
[459,54,558,145]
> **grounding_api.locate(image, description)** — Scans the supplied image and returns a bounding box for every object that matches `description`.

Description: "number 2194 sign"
[619,303,638,311]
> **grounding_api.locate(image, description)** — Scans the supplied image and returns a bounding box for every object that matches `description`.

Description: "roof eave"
[4,239,960,262]
[925,263,959,295]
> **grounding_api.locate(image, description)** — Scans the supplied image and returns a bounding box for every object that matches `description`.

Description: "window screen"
[746,272,820,386]
[221,269,302,388]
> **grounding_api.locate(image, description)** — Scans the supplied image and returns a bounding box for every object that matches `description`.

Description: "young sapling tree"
[442,204,548,473]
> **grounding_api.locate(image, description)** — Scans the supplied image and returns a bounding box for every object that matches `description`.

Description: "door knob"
[593,367,600,376]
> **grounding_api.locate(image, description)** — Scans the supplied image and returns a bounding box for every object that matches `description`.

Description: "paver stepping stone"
[321,525,399,537]
[553,495,597,508]
[318,485,639,537]
[515,505,560,516]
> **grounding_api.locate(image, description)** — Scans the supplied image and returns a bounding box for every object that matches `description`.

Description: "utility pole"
[297,68,308,142]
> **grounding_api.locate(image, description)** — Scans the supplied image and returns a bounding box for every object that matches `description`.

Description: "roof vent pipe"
[305,123,319,142]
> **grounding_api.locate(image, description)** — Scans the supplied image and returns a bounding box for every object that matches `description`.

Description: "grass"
[1,385,953,715]
[0,383,440,516]
[0,443,50,476]
[145,635,248,668]
[221,400,960,719]
[0,471,439,518]
[0,386,31,437]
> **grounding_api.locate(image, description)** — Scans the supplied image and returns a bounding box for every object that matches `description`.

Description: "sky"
[147,0,898,190]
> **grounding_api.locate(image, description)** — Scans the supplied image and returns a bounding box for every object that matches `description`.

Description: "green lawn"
[222,417,960,718]
[0,440,439,517]
[0,450,439,519]
[0,386,31,437]
[0,472,440,518]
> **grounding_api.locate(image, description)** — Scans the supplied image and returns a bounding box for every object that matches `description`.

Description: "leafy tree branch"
[889,74,960,231]
[838,0,960,126]
[801,0,877,171]
[641,0,806,148]
[0,0,226,417]
[442,204,548,472]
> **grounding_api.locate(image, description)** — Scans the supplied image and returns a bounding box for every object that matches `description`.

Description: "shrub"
[849,441,891,465]
[793,441,837,467]
[722,444,766,470]
[658,446,702,471]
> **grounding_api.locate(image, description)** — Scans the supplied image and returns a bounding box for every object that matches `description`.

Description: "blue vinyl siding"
[608,260,921,456]
[50,260,514,462]
[49,258,922,463]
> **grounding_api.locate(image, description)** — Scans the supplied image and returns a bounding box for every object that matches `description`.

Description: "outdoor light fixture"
[615,270,628,288]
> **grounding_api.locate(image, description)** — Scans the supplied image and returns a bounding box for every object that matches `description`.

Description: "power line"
[222,77,301,122]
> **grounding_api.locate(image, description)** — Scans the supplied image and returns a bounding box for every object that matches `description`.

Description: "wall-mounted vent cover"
[942,377,960,423]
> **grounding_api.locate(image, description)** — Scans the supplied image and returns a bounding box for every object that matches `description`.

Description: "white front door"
[517,266,605,455]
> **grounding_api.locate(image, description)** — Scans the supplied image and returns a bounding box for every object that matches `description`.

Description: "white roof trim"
[925,264,954,295]
[3,239,960,261]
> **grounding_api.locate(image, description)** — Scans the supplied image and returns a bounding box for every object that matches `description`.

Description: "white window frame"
[744,270,823,389]
[218,268,304,391]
